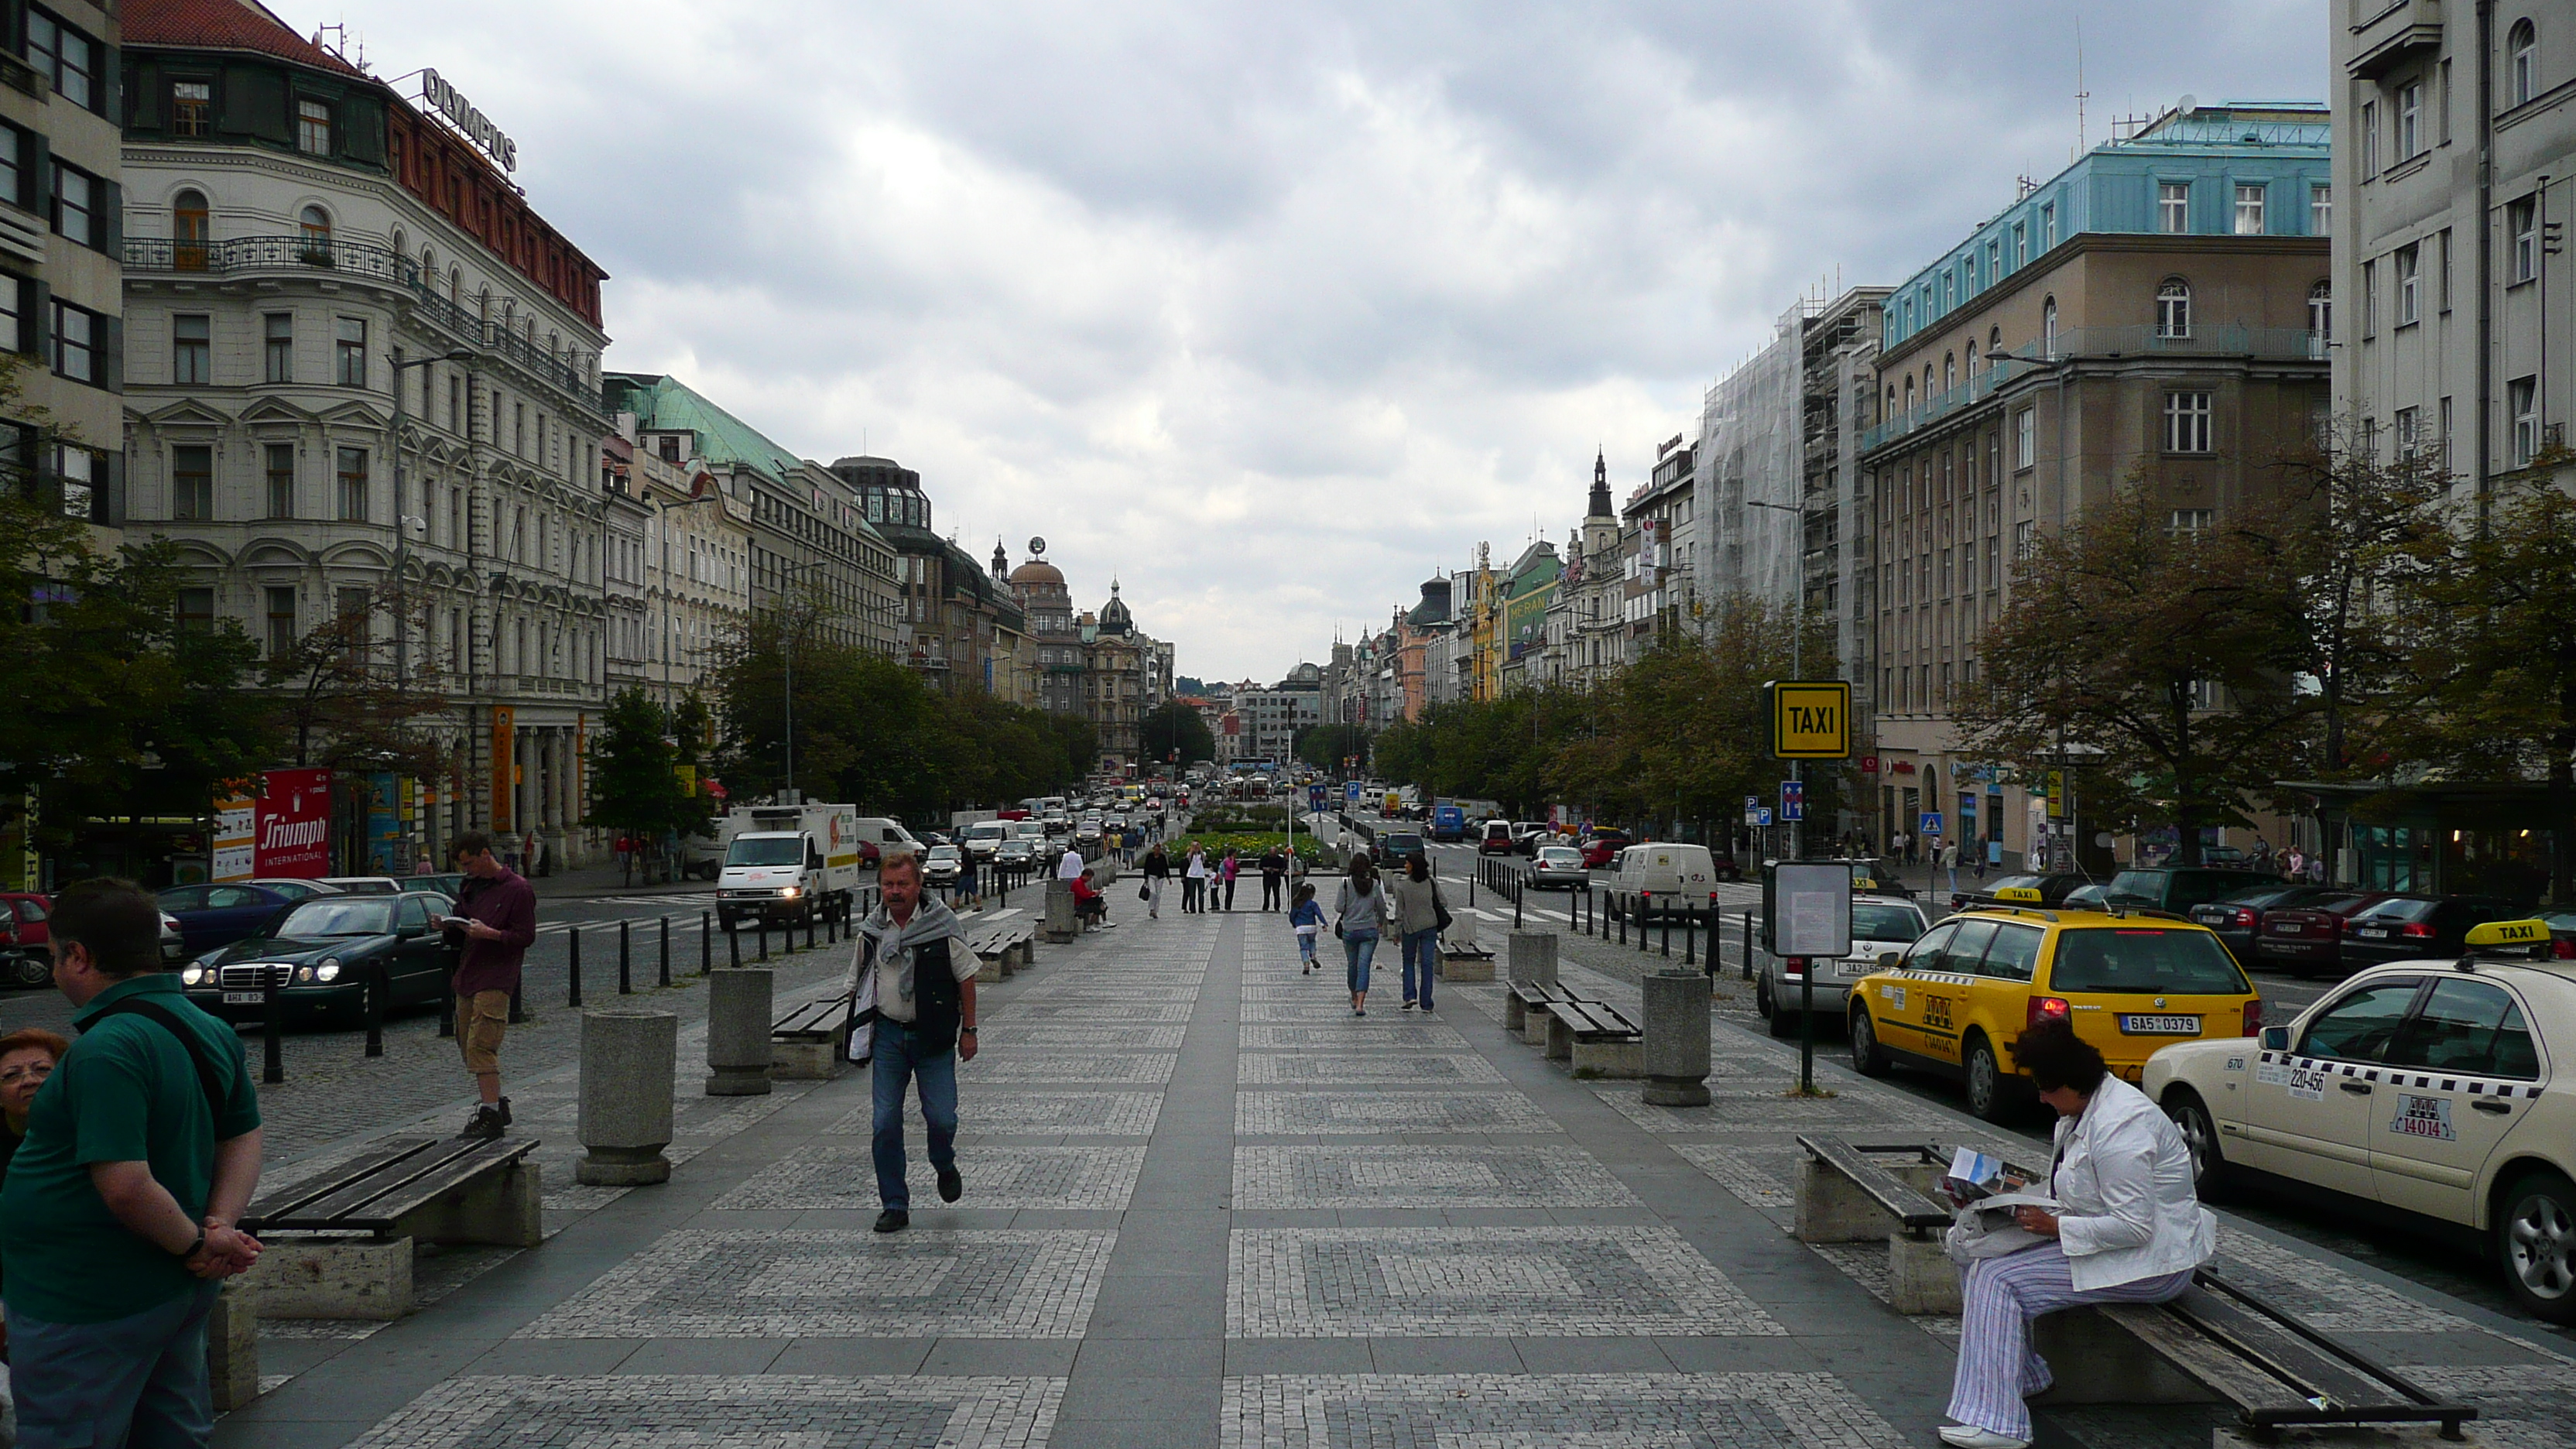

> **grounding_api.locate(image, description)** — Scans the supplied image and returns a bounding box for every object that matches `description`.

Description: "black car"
[1376,831,1428,868]
[180,890,456,1026]
[1951,872,2091,913]
[2338,893,2533,969]
[2186,883,2344,967]
[2097,867,2263,915]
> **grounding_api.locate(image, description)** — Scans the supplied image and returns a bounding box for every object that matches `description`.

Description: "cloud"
[326,0,2322,682]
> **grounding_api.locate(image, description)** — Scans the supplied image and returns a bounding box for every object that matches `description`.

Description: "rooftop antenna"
[2073,14,2089,158]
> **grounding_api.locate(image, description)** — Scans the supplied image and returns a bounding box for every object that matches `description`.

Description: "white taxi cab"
[2143,918,2576,1323]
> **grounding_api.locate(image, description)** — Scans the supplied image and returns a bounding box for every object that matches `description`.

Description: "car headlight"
[181,966,205,986]
[315,959,341,983]
[779,886,800,898]
[293,965,314,984]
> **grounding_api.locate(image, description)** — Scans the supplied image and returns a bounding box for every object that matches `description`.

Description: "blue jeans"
[1401,927,1439,1009]
[871,1017,958,1210]
[1344,928,1380,995]
[9,1282,220,1449]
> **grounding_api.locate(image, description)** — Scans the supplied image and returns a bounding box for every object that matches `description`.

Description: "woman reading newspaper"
[1935,1018,2217,1449]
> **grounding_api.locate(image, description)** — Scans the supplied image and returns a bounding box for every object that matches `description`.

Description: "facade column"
[542,725,570,870]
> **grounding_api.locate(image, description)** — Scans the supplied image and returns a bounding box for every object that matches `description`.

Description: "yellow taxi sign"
[2466,919,2551,949]
[1993,886,2044,903]
[1766,680,1852,760]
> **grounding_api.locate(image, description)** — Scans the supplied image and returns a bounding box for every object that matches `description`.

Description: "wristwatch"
[177,1227,206,1260]
[961,1025,978,1035]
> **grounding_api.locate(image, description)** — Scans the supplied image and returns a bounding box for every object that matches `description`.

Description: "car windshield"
[2352,896,2440,923]
[2047,929,2250,995]
[1384,834,1423,852]
[271,899,395,938]
[1539,848,1583,865]
[928,848,961,862]
[727,838,804,867]
[1852,904,1924,941]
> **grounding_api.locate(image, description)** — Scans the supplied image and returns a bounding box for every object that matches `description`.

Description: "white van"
[852,817,922,865]
[1608,843,1719,920]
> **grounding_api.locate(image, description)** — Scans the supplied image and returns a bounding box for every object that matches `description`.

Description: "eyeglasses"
[0,1062,53,1085]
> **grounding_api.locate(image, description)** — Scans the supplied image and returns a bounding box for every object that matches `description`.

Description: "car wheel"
[1755,974,1774,1019]
[1964,1033,2018,1123]
[2497,1170,2576,1324]
[1849,1007,1889,1076]
[9,951,51,989]
[2165,1089,2228,1197]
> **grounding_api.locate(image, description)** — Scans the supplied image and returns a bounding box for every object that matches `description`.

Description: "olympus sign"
[419,69,517,173]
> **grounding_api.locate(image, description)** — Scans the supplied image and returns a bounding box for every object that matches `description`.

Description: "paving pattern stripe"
[1217,1372,1906,1449]
[1234,1091,1562,1136]
[1231,1145,1640,1208]
[713,1144,1150,1211]
[824,1091,1164,1138]
[340,1373,1067,1449]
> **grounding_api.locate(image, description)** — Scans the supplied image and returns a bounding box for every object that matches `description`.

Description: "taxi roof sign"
[2465,919,2550,950]
[1992,886,2044,903]
[1766,680,1852,760]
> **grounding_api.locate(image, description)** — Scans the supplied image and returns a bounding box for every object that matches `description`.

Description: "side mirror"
[2259,1026,2291,1052]
[1876,951,1903,973]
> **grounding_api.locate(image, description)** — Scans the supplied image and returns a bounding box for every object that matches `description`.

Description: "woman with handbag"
[1141,845,1170,919]
[1332,851,1389,1016]
[1939,1019,2215,1449]
[1386,855,1445,1014]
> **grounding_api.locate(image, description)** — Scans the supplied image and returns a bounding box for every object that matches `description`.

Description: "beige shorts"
[458,990,509,1075]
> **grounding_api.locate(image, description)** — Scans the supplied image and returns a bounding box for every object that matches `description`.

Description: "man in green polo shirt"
[0,879,263,1449]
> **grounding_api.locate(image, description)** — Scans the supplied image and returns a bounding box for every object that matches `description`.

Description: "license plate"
[2120,1013,2201,1035]
[2274,923,2303,933]
[2357,927,2390,939]
[222,991,265,1005]
[1838,961,1872,976]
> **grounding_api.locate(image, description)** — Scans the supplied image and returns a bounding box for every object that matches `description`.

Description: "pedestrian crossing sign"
[1766,680,1851,759]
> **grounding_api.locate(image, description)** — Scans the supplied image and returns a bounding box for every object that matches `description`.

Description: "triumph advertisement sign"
[211,768,334,881]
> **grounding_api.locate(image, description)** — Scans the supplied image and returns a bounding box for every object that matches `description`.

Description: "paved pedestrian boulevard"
[224,910,2576,1449]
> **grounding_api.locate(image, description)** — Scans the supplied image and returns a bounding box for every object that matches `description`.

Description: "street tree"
[1142,701,1216,767]
[262,582,451,776]
[584,690,710,881]
[1293,722,1371,774]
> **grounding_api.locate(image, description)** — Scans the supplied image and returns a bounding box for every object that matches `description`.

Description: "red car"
[0,892,50,950]
[1580,833,1632,869]
[2251,889,2389,977]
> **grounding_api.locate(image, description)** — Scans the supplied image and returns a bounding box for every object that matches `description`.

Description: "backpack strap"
[87,998,230,1127]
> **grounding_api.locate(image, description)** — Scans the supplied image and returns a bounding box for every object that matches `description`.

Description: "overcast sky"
[329,0,2323,686]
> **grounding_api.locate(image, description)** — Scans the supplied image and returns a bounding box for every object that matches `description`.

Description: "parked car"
[2096,867,2269,916]
[161,911,187,967]
[1530,844,1590,889]
[316,875,402,896]
[0,892,50,988]
[1376,831,1427,869]
[1606,843,1721,920]
[1479,820,1516,855]
[1848,900,2260,1121]
[2145,917,2576,1321]
[180,890,459,1026]
[1756,895,1928,1038]
[247,877,343,901]
[2188,884,2348,968]
[2338,894,2534,971]
[1951,872,2092,913]
[407,872,469,901]
[923,845,965,888]
[2249,890,2391,976]
[156,882,300,957]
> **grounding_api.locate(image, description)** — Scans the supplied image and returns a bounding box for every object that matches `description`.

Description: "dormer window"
[296,98,333,156]
[171,80,212,137]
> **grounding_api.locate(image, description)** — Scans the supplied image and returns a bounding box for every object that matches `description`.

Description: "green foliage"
[1170,832,1325,865]
[584,689,712,844]
[1140,701,1214,766]
[1293,722,1371,772]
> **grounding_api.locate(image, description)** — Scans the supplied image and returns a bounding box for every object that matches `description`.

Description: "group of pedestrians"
[1319,850,1447,1017]
[1130,844,1297,916]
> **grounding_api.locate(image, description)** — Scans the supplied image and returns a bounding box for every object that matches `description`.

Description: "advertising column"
[491,707,516,834]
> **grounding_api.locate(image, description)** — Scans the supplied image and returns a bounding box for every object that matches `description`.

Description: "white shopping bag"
[844,948,879,1064]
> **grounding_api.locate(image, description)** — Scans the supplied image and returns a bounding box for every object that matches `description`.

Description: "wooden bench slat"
[320,1139,538,1231]
[1794,1134,1953,1230]
[2095,1302,2314,1414]
[281,1139,524,1226]
[243,1136,441,1225]
[2164,1286,2414,1412]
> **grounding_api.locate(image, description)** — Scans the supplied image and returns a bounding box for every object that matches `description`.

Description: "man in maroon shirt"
[429,831,536,1140]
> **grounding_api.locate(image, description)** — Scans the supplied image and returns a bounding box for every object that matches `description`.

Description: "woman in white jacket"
[1941,1018,2217,1449]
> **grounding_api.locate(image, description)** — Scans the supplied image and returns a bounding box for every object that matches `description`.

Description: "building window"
[2041,201,2057,249]
[50,298,94,382]
[172,445,213,521]
[2234,183,2266,235]
[2170,509,2215,536]
[263,313,293,382]
[2015,407,2036,470]
[296,99,333,156]
[176,587,214,632]
[2396,80,2422,159]
[2015,519,2036,558]
[173,187,209,269]
[2362,259,2378,334]
[336,317,365,387]
[2361,101,2378,175]
[171,79,212,137]
[2510,376,2539,466]
[265,587,297,656]
[50,161,93,247]
[2308,280,2332,348]
[2311,183,2332,236]
[2155,279,2192,338]
[2393,406,2420,456]
[2509,197,2539,283]
[2158,181,2190,234]
[172,313,211,385]
[2509,20,2537,107]
[2164,392,2214,454]
[264,444,295,519]
[299,205,331,263]
[336,446,368,521]
[2012,221,2027,268]
[2041,296,2057,355]
[25,9,97,111]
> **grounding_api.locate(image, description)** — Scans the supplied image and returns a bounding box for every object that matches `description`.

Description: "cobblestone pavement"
[224,899,2576,1449]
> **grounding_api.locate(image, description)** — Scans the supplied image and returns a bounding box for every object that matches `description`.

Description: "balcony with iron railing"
[1858,326,2327,453]
[127,235,593,401]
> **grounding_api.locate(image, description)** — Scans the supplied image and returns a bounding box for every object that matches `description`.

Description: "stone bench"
[1506,979,1576,1041]
[1543,997,1641,1077]
[1791,1136,1961,1314]
[971,920,1036,981]
[242,1136,541,1321]
[772,992,858,1080]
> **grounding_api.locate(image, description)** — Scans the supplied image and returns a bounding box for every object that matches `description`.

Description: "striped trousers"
[1946,1243,2193,1440]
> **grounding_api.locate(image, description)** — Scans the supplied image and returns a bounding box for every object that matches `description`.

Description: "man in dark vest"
[857,851,978,1233]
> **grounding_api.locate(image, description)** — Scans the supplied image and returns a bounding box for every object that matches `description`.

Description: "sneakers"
[937,1165,963,1203]
[457,1104,505,1141]
[1937,1428,2028,1449]
[1402,1000,1416,1012]
[497,1096,513,1128]
[874,1209,910,1233]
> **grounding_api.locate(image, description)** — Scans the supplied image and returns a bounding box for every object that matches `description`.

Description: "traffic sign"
[1344,781,1362,802]
[1766,680,1852,759]
[1308,785,1325,810]
[1919,812,1944,837]
[1757,807,1774,827]
[1780,780,1804,821]
[1743,795,1762,827]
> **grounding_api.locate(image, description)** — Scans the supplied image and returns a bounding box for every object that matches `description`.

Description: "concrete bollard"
[1506,930,1558,989]
[578,1007,677,1185]
[1641,970,1713,1106]
[706,968,775,1096]
[206,1276,260,1410]
[1043,879,1078,943]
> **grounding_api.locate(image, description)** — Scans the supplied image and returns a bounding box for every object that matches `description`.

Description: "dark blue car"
[156,883,297,956]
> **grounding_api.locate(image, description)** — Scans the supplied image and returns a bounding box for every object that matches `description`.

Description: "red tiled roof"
[124,0,370,78]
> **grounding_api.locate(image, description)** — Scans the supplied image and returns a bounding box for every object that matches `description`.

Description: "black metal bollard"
[568,927,584,1007]
[619,920,632,995]
[659,916,672,988]
[728,921,742,969]
[1742,910,1756,981]
[1615,899,1626,945]
[509,981,525,1025]
[262,970,285,1084]
[1639,900,1650,954]
[438,959,457,1037]
[1684,909,1697,968]
[1661,910,1672,957]
[759,920,769,961]
[1513,873,1523,929]
[365,968,385,1057]
[701,911,713,975]
[807,909,817,953]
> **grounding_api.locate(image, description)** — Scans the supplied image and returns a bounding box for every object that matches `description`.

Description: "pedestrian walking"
[1220,851,1240,912]
[431,831,536,1140]
[1939,1019,2212,1449]
[1142,844,1170,918]
[1056,843,1084,882]
[1942,841,1959,898]
[857,852,977,1235]
[1184,846,1208,913]
[1289,883,1324,972]
[955,848,980,911]
[1387,855,1445,1015]
[0,1028,67,1180]
[1334,851,1389,1016]
[1260,847,1286,910]
[1,879,264,1449]
[1890,830,1909,866]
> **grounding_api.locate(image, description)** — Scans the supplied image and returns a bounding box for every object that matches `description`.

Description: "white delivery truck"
[714,802,862,930]
[959,819,1014,862]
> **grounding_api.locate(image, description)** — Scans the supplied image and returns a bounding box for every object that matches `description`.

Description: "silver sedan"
[1753,896,1928,1037]
[1529,844,1590,889]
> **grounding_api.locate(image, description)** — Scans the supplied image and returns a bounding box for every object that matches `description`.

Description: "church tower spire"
[1587,447,1612,520]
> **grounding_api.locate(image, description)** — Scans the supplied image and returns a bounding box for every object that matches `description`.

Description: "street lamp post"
[1745,496,1809,861]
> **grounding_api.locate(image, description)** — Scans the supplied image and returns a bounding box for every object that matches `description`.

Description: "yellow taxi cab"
[1846,886,2263,1122]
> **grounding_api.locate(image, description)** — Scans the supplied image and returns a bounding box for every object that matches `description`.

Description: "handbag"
[1139,884,1151,901]
[1432,882,1453,934]
[1944,1192,2055,1266]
